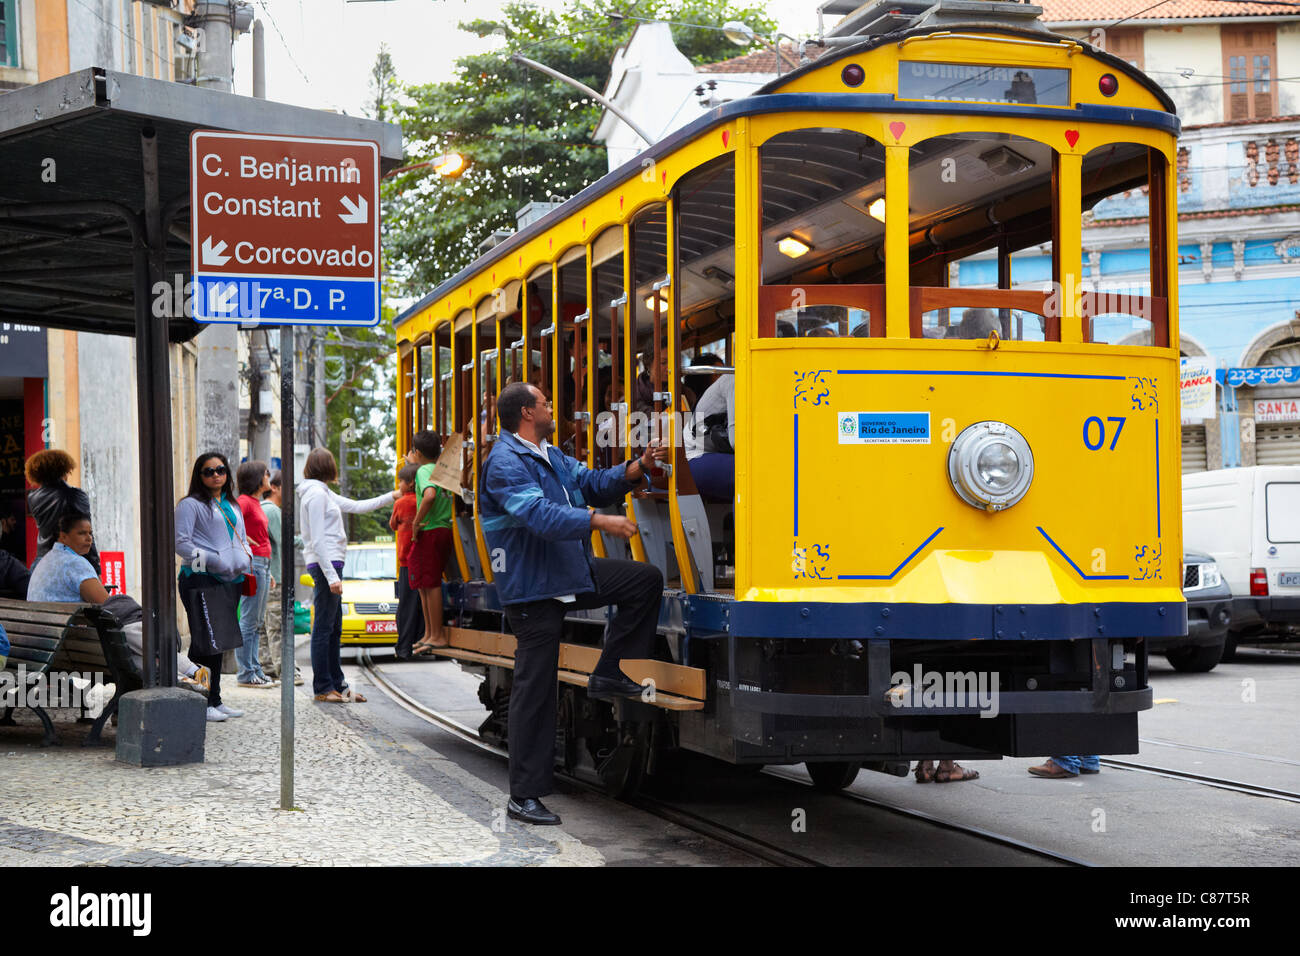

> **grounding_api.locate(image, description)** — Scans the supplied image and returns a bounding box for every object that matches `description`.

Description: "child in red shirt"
[389,464,425,659]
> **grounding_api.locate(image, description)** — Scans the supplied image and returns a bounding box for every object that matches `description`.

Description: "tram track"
[359,652,823,867]
[358,652,1083,867]
[759,767,1092,867]
[1097,758,1300,804]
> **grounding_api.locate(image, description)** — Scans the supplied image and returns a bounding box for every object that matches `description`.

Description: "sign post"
[190,130,382,809]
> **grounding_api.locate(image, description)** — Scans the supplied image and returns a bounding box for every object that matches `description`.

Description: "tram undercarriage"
[450,592,1157,796]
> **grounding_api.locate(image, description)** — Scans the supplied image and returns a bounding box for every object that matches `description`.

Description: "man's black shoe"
[507,797,561,826]
[587,674,645,701]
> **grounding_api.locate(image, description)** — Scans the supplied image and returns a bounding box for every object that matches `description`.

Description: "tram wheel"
[806,760,861,792]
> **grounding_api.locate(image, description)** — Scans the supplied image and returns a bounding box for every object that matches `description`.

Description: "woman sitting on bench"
[28,513,207,694]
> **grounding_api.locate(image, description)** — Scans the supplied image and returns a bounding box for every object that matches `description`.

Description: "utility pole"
[314,330,327,449]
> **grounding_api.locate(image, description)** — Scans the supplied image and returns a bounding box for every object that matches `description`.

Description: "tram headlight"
[948,421,1034,512]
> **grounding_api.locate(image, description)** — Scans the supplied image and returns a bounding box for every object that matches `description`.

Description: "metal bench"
[0,598,143,746]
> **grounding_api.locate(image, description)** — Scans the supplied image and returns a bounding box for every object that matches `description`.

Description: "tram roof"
[394,23,1177,334]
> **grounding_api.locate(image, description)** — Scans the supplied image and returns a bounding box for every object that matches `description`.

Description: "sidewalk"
[0,675,603,867]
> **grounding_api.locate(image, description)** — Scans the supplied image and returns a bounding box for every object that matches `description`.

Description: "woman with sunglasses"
[174,452,253,722]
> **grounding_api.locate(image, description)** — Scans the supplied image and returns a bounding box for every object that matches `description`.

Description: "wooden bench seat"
[0,598,143,746]
[429,626,707,711]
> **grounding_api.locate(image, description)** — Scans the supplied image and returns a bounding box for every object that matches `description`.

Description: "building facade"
[1040,1,1300,469]
[0,1,259,601]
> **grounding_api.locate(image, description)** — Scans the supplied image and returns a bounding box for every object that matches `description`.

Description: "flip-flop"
[339,689,367,703]
[934,763,980,783]
[314,690,346,703]
[914,762,935,783]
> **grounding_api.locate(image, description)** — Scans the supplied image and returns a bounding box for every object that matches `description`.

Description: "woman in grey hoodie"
[175,451,252,723]
[300,447,398,702]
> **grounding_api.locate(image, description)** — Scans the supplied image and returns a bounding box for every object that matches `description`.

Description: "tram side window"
[400,346,417,451]
[555,247,590,461]
[758,128,886,337]
[526,266,553,394]
[1081,142,1170,347]
[418,343,434,429]
[436,327,452,440]
[676,155,736,351]
[908,132,1059,341]
[592,225,625,469]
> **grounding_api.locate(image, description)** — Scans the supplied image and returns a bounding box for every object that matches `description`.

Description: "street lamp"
[720,19,802,75]
[383,152,467,180]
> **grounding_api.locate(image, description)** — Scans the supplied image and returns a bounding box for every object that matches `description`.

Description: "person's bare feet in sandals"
[934,759,979,783]
[914,760,936,783]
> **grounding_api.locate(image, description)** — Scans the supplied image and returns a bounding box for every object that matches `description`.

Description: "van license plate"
[366,620,397,634]
[1279,572,1300,588]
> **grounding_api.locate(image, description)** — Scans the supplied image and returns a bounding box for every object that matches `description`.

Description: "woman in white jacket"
[300,447,399,702]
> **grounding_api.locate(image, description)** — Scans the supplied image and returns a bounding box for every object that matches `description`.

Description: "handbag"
[180,576,243,657]
[219,499,258,597]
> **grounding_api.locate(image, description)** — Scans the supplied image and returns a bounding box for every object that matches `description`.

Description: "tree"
[383,0,778,295]
[369,42,400,124]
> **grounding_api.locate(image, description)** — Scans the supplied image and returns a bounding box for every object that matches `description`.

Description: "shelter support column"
[136,128,179,688]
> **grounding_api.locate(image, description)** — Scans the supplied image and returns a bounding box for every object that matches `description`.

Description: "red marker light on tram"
[842,64,865,87]
[1099,73,1119,97]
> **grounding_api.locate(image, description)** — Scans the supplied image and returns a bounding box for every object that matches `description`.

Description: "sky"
[233,0,829,115]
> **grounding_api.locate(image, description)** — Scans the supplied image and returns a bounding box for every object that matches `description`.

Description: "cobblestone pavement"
[0,680,603,867]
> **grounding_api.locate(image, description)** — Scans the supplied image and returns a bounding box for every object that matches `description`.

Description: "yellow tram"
[394,5,1185,793]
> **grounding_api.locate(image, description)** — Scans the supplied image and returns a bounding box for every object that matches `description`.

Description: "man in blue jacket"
[482,381,667,826]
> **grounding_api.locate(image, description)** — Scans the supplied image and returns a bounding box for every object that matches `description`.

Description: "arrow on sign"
[202,236,231,266]
[208,283,240,314]
[339,195,368,225]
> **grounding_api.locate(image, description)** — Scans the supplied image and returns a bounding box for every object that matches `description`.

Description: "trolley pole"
[280,323,296,809]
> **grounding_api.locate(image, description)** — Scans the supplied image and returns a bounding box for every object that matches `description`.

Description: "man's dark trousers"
[395,566,424,658]
[503,558,663,798]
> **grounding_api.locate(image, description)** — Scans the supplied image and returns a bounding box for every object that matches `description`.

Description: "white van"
[1182,466,1300,651]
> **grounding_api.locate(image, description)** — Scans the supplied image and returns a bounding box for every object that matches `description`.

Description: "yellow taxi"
[301,541,401,646]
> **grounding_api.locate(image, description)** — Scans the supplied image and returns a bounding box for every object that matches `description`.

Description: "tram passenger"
[407,430,453,654]
[481,382,669,826]
[950,308,1000,340]
[388,464,425,660]
[683,352,724,412]
[685,372,735,502]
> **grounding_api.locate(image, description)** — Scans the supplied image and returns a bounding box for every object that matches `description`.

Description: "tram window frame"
[435,324,453,441]
[555,246,590,463]
[526,263,555,398]
[757,128,888,339]
[1080,142,1170,347]
[400,345,417,452]
[417,341,434,430]
[905,130,1062,341]
[591,224,626,470]
[675,154,737,351]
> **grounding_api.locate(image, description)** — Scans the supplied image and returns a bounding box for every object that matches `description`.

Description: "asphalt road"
[331,643,1300,866]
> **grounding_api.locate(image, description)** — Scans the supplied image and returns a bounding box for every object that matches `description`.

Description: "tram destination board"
[190,131,380,326]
